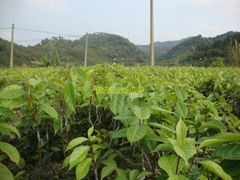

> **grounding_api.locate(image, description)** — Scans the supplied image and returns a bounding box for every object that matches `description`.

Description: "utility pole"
[150,0,155,66]
[84,32,88,67]
[10,23,14,68]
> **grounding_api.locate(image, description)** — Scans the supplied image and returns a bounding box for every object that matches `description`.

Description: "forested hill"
[158,31,240,66]
[0,33,147,67]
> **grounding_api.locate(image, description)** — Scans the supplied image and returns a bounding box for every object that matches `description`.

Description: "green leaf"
[168,175,189,180]
[129,169,138,180]
[212,144,240,160]
[175,88,188,101]
[101,166,115,180]
[69,146,90,170]
[136,171,152,179]
[112,128,127,139]
[41,103,58,119]
[127,124,147,143]
[109,94,125,115]
[132,105,151,120]
[176,120,187,145]
[116,168,128,180]
[158,156,185,176]
[0,123,20,137]
[176,101,188,118]
[65,137,88,152]
[76,158,92,180]
[168,138,196,166]
[149,123,175,133]
[64,74,76,115]
[200,120,226,132]
[102,154,117,167]
[62,155,70,169]
[41,103,60,134]
[0,142,20,164]
[199,133,240,148]
[28,78,41,87]
[0,85,26,99]
[152,143,173,152]
[151,106,176,115]
[199,160,232,180]
[88,126,94,138]
[14,170,26,180]
[0,163,14,180]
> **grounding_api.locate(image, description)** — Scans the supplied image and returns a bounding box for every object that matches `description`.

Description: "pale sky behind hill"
[0,0,239,46]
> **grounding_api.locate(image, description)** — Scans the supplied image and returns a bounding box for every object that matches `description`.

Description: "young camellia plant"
[62,126,106,180]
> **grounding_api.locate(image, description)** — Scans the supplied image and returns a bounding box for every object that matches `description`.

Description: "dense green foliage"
[159,31,240,66]
[0,33,147,67]
[0,65,240,179]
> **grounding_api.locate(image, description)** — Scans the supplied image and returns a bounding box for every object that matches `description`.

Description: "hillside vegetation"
[158,31,240,66]
[0,33,147,67]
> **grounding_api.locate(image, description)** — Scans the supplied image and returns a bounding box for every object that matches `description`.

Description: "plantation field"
[0,65,240,180]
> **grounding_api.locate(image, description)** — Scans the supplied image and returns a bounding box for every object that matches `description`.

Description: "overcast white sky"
[0,0,239,46]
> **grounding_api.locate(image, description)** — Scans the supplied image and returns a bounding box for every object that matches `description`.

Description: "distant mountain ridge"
[137,38,187,60]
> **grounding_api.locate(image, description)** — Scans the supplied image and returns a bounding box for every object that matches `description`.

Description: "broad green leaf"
[127,124,147,143]
[14,170,26,180]
[69,146,90,170]
[149,123,175,133]
[112,128,127,139]
[200,120,226,132]
[0,142,20,164]
[168,175,189,180]
[199,133,240,148]
[176,120,187,145]
[199,160,232,180]
[176,101,188,118]
[168,138,196,166]
[76,158,92,180]
[212,144,240,160]
[0,85,25,99]
[62,155,70,169]
[102,154,117,167]
[109,94,125,115]
[88,126,94,138]
[41,103,58,119]
[175,88,188,101]
[132,105,151,120]
[152,143,173,152]
[158,156,185,176]
[101,166,115,180]
[136,171,152,179]
[0,163,14,180]
[151,105,175,115]
[0,123,20,137]
[116,168,128,180]
[41,103,60,134]
[28,78,41,87]
[129,169,138,180]
[64,74,76,115]
[65,137,88,152]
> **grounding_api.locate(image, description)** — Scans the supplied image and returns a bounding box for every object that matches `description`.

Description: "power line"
[15,27,82,38]
[15,39,46,43]
[0,27,11,30]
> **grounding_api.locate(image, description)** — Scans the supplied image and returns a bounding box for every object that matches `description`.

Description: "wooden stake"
[10,23,14,68]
